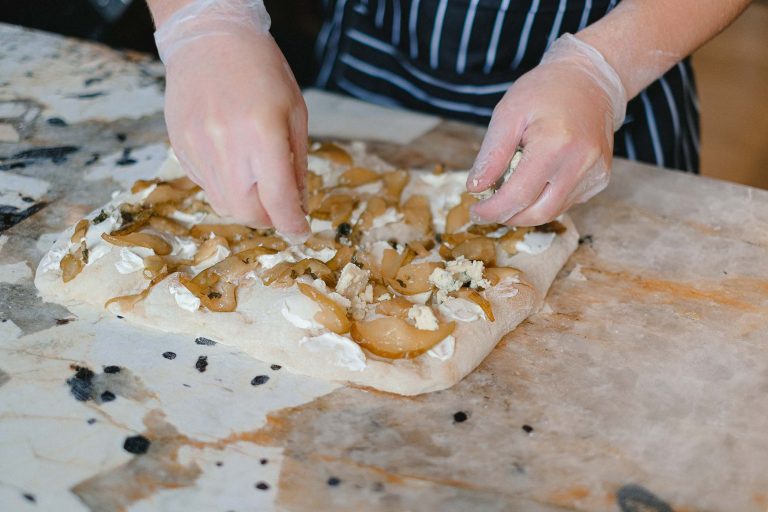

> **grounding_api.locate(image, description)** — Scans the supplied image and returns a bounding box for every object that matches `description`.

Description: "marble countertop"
[1,23,767,512]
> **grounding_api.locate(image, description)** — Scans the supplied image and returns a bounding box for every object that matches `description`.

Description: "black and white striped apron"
[314,0,700,172]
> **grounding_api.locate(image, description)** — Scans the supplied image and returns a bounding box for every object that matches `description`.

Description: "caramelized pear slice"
[311,142,353,166]
[144,184,194,206]
[231,235,287,253]
[444,193,478,234]
[381,169,410,204]
[451,237,496,266]
[484,267,522,286]
[401,195,432,235]
[497,227,533,255]
[71,219,89,244]
[193,237,229,266]
[149,216,189,236]
[261,261,294,287]
[327,245,354,271]
[189,223,253,241]
[351,317,455,359]
[60,251,85,283]
[389,262,442,295]
[452,289,494,322]
[375,296,413,319]
[101,232,172,256]
[297,282,351,334]
[358,197,388,230]
[292,258,335,286]
[105,272,169,311]
[339,166,381,188]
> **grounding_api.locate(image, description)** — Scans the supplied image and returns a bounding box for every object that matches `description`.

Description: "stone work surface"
[1,23,768,512]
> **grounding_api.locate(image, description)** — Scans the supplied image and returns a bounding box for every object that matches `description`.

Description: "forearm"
[577,0,752,100]
[145,0,194,27]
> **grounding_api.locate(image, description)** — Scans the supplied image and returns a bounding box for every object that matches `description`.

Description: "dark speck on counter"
[67,365,94,401]
[116,148,137,166]
[103,365,120,374]
[123,435,151,455]
[195,356,208,372]
[215,461,223,467]
[85,153,100,166]
[260,458,268,465]
[194,337,216,346]
[100,391,116,402]
[251,375,269,386]
[55,318,72,325]
[22,493,35,503]
[255,482,270,491]
[453,411,468,423]
[327,477,341,487]
[115,133,127,142]
[270,364,281,371]
[47,117,67,127]
[87,418,97,425]
[522,424,534,434]
[162,351,176,360]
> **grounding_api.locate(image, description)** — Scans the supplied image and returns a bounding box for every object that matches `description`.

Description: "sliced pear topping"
[231,235,287,253]
[358,197,388,229]
[189,224,253,241]
[484,266,522,286]
[388,262,442,295]
[444,193,478,234]
[71,219,89,244]
[105,272,170,312]
[292,258,335,286]
[193,237,229,266]
[313,193,357,227]
[297,282,351,334]
[401,195,432,235]
[351,317,455,359]
[452,289,495,322]
[143,184,195,206]
[375,296,413,319]
[149,216,189,236]
[101,232,172,256]
[310,142,353,167]
[339,166,381,188]
[260,261,294,287]
[451,237,496,266]
[381,169,409,204]
[60,250,85,283]
[497,227,533,255]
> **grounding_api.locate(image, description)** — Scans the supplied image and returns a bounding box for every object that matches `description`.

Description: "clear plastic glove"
[467,34,627,227]
[155,0,309,237]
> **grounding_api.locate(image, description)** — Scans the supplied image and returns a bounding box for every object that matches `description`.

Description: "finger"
[466,102,526,192]
[289,103,309,214]
[227,183,272,228]
[503,181,566,226]
[251,129,310,236]
[174,150,231,217]
[470,138,560,224]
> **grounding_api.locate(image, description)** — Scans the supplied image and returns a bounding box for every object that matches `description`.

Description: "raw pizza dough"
[35,142,578,395]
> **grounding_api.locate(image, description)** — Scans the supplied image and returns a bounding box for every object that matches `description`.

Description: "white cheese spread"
[408,304,439,331]
[427,335,455,361]
[168,280,201,312]
[515,231,556,255]
[299,332,367,371]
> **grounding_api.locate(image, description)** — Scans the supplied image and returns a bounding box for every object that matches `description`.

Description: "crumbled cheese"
[376,293,392,302]
[335,262,370,300]
[360,284,374,304]
[429,267,462,293]
[445,257,490,289]
[371,207,404,229]
[407,304,439,331]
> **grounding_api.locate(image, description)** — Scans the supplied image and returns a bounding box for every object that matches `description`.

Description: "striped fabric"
[314,0,700,172]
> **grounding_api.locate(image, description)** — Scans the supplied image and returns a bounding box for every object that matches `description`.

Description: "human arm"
[468,0,753,226]
[146,0,310,238]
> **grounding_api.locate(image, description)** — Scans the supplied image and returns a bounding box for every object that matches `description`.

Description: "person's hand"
[467,34,627,227]
[155,0,309,237]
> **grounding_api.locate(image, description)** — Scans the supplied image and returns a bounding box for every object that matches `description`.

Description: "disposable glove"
[467,34,627,227]
[155,0,309,237]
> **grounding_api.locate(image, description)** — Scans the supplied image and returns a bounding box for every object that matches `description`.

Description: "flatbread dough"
[35,143,578,395]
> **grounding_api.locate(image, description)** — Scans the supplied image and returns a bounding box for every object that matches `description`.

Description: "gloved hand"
[467,34,627,227]
[155,0,309,237]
